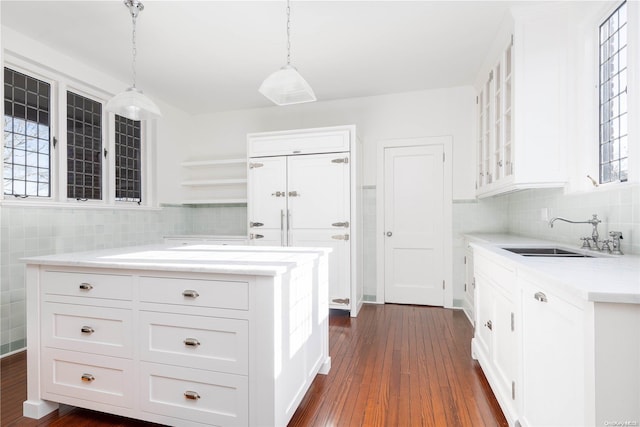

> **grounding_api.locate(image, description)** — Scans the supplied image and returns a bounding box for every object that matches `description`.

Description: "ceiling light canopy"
[259,0,316,106]
[106,0,161,121]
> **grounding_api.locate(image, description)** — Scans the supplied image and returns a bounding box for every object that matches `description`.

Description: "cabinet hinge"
[331,157,349,164]
[464,255,467,265]
[512,381,516,400]
[511,312,515,331]
[511,34,514,45]
[489,70,494,82]
[442,152,445,162]
[476,96,478,105]
[249,162,264,169]
[53,136,58,148]
[442,280,445,290]
[464,283,467,292]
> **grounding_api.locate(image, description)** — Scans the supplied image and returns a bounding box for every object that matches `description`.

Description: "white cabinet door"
[288,153,351,307]
[287,153,350,230]
[492,288,517,406]
[248,157,287,246]
[520,277,584,427]
[463,244,475,323]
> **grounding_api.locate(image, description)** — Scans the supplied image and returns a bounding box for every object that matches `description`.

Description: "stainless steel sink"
[502,247,593,258]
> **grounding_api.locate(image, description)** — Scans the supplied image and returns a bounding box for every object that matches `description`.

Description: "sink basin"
[502,247,593,258]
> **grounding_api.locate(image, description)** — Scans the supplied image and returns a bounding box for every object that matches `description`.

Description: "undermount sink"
[502,247,593,258]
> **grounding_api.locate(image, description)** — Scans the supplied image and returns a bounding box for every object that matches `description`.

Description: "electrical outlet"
[540,208,549,221]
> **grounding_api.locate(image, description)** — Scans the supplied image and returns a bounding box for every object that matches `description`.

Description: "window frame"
[591,0,639,189]
[1,55,155,209]
[598,0,629,185]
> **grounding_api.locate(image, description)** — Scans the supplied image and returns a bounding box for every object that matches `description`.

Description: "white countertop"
[465,233,640,304]
[23,243,330,276]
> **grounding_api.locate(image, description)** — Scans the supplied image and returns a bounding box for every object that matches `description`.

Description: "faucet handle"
[600,239,612,253]
[580,237,592,249]
[609,231,623,239]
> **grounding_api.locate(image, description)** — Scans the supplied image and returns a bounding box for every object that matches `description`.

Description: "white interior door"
[383,144,444,306]
[247,157,287,246]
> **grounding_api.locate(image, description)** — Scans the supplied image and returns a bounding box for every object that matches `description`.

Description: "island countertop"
[22,243,330,276]
[465,233,640,304]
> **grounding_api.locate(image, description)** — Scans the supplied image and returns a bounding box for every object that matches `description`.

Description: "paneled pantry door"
[381,142,446,306]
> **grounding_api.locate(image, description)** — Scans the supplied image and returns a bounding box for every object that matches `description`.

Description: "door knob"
[386,231,392,237]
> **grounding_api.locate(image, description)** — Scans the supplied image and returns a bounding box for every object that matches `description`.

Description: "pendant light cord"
[286,0,291,66]
[131,10,137,89]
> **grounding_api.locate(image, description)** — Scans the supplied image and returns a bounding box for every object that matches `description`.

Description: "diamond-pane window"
[115,115,141,202]
[3,67,51,197]
[599,1,628,183]
[67,91,102,200]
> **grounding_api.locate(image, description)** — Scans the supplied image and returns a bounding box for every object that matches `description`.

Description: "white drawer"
[41,348,134,409]
[248,129,350,157]
[140,311,248,375]
[475,253,516,296]
[42,302,133,358]
[139,276,249,311]
[140,362,248,426]
[42,270,133,301]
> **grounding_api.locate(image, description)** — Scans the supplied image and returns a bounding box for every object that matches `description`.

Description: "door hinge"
[331,157,349,164]
[249,222,264,228]
[249,162,263,169]
[511,312,515,331]
[512,381,516,400]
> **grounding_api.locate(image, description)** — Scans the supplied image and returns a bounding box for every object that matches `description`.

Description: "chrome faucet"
[549,214,602,250]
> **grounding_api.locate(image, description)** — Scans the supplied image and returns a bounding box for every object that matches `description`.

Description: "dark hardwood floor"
[1,304,507,427]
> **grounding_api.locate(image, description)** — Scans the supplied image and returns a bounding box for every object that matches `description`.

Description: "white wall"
[161,86,477,203]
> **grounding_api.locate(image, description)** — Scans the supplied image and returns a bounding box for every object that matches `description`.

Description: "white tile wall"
[2,185,638,355]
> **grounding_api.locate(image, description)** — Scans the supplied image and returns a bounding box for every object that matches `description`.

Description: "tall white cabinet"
[247,126,363,317]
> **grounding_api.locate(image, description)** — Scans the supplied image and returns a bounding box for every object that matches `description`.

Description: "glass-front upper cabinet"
[477,36,513,191]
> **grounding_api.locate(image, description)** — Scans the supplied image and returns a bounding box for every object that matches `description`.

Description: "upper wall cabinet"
[475,5,569,198]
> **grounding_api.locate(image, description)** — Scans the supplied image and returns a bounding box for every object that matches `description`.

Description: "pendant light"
[106,0,161,120]
[259,0,316,106]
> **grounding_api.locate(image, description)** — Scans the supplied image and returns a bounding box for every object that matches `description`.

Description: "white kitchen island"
[22,243,331,427]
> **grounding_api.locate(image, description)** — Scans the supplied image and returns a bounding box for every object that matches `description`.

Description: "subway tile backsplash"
[1,184,638,355]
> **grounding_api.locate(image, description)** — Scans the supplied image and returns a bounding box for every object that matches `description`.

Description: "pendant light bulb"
[106,0,161,120]
[259,0,316,106]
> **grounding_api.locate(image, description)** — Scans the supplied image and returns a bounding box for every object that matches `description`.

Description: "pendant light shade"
[260,0,316,106]
[105,87,161,121]
[259,65,316,106]
[106,0,161,120]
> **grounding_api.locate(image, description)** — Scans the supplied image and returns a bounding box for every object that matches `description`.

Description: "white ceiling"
[2,1,520,115]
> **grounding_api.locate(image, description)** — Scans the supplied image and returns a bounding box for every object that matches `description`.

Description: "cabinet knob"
[386,231,393,237]
[184,338,201,347]
[81,326,95,334]
[81,373,95,383]
[182,290,200,298]
[79,283,93,291]
[534,292,548,303]
[184,390,201,400]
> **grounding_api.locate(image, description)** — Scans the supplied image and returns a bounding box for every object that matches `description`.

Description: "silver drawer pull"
[182,290,200,298]
[81,326,95,334]
[184,390,200,400]
[534,292,548,303]
[332,234,350,241]
[184,338,201,347]
[79,283,93,291]
[81,373,95,383]
[331,221,350,228]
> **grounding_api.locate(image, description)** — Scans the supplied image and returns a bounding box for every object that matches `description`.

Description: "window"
[599,1,628,183]
[115,115,142,203]
[2,64,150,206]
[3,68,51,197]
[66,91,103,200]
